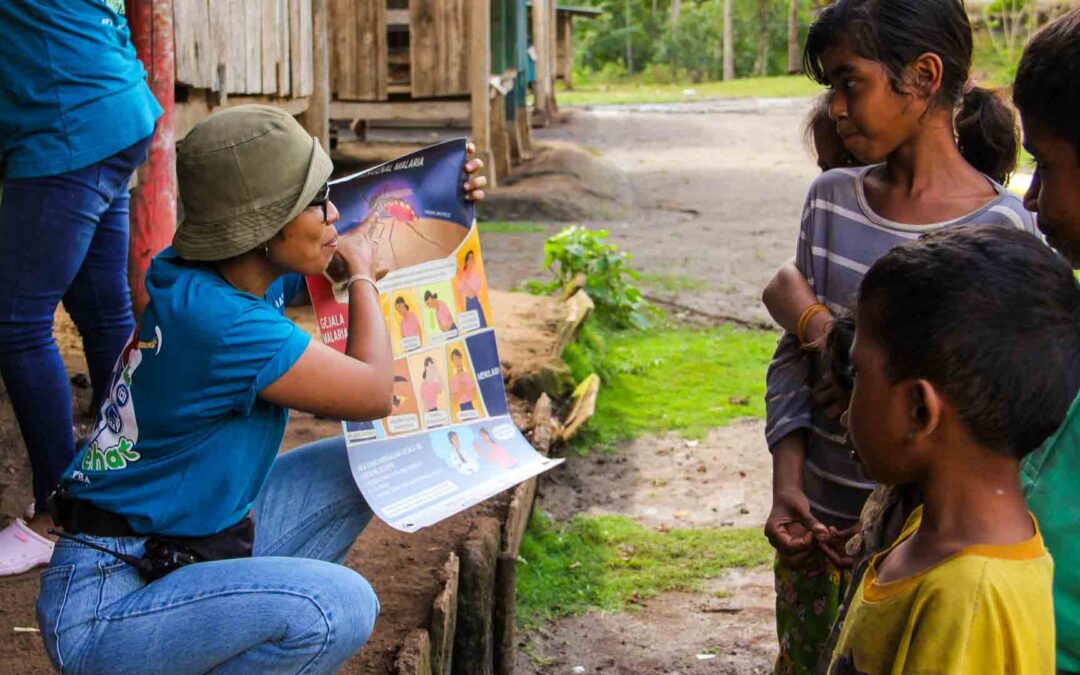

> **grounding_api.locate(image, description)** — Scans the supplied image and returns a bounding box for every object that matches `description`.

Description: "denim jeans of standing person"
[0,135,151,514]
[37,437,380,674]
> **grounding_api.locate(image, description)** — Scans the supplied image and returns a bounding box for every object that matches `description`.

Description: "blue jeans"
[0,136,151,512]
[36,437,379,674]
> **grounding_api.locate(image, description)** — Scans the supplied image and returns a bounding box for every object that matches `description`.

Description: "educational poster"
[306,139,561,533]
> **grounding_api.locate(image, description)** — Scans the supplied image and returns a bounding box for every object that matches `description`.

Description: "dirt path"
[489,100,823,673]
[491,98,817,326]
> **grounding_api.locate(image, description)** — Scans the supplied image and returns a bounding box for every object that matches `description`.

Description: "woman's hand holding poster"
[306,140,562,532]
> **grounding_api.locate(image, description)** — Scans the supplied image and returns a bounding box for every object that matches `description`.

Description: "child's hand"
[464,142,487,202]
[812,371,851,423]
[814,523,860,569]
[765,488,829,569]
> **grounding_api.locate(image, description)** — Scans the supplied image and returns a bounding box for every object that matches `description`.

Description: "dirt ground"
[482,98,817,326]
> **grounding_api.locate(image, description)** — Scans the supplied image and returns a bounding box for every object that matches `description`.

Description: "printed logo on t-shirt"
[80,329,148,472]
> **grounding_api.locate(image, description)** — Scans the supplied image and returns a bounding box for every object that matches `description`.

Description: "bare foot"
[26,513,58,542]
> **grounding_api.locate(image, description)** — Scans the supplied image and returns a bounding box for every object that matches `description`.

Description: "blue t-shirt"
[61,248,311,537]
[0,0,162,178]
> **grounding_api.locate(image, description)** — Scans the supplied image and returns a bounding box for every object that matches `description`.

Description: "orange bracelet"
[796,303,829,345]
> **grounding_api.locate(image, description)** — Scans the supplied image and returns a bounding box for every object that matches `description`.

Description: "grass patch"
[563,321,776,448]
[638,272,707,294]
[557,75,823,107]
[516,511,772,630]
[478,221,547,235]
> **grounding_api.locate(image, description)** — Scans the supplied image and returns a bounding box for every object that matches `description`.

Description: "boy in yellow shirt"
[826,225,1079,673]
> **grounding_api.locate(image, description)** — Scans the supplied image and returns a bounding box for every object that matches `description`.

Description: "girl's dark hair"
[804,0,1018,184]
[857,226,1080,459]
[424,290,437,300]
[396,297,408,308]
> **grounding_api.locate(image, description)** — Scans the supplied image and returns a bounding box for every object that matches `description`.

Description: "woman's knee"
[324,567,380,652]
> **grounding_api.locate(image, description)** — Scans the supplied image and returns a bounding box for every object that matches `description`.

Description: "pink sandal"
[0,518,54,576]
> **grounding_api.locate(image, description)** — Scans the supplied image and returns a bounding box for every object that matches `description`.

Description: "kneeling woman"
[36,106,485,673]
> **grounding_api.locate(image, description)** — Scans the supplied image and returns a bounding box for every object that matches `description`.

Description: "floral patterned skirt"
[773,550,850,675]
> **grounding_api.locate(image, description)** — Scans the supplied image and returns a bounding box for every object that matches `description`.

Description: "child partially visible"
[1012,10,1080,672]
[828,225,1077,673]
[768,94,863,675]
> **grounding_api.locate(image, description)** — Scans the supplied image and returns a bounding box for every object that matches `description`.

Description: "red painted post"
[126,0,176,318]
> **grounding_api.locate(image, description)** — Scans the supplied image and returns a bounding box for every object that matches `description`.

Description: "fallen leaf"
[729,396,750,406]
[673,510,689,519]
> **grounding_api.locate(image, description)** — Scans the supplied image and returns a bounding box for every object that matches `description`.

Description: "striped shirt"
[765,166,1037,528]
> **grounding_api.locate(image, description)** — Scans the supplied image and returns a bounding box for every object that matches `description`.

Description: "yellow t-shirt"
[827,507,1055,674]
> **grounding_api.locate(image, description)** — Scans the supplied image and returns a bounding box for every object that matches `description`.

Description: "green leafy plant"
[526,225,656,329]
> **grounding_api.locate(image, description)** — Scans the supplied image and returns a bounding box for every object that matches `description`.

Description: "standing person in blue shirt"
[36,105,488,674]
[0,0,162,575]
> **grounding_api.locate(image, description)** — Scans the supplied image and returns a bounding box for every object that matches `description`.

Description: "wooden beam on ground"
[328,99,470,122]
[299,0,329,151]
[469,0,495,187]
[126,0,177,319]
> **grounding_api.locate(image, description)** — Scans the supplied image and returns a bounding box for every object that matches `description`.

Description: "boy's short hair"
[1014,10,1080,164]
[858,226,1080,459]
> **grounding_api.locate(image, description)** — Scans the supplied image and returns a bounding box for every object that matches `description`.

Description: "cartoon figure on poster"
[410,352,449,428]
[474,426,517,469]
[448,345,484,423]
[422,285,458,341]
[431,428,479,475]
[454,242,491,331]
[393,291,424,352]
[387,360,421,435]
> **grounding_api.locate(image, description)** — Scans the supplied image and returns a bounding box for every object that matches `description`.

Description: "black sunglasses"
[308,183,331,222]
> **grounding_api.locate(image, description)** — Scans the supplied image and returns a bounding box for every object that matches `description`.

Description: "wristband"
[796,303,829,345]
[346,274,378,293]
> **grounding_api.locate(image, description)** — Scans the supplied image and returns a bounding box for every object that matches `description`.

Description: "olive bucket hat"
[173,104,333,261]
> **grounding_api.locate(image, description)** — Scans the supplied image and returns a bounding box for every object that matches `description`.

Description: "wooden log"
[529,393,556,454]
[560,373,600,443]
[299,0,329,150]
[502,478,538,561]
[430,552,460,675]
[452,517,501,675]
[126,0,177,318]
[469,0,495,188]
[396,629,433,675]
[555,289,595,355]
[492,553,519,675]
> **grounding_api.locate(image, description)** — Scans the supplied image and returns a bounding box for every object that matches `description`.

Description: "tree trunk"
[787,0,801,74]
[670,0,681,79]
[625,0,634,75]
[756,0,770,77]
[723,0,734,80]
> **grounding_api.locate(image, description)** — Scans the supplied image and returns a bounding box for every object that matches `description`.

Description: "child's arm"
[764,433,827,567]
[762,261,832,345]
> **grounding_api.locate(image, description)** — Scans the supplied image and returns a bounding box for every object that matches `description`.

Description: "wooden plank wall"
[410,0,470,98]
[174,0,314,97]
[330,0,388,100]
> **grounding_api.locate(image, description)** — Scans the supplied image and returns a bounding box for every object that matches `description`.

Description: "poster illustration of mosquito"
[306,139,561,533]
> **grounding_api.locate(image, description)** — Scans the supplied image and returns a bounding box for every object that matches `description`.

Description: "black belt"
[47,489,255,583]
[49,489,135,537]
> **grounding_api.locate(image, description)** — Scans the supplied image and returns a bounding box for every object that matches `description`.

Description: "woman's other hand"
[464,142,487,202]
